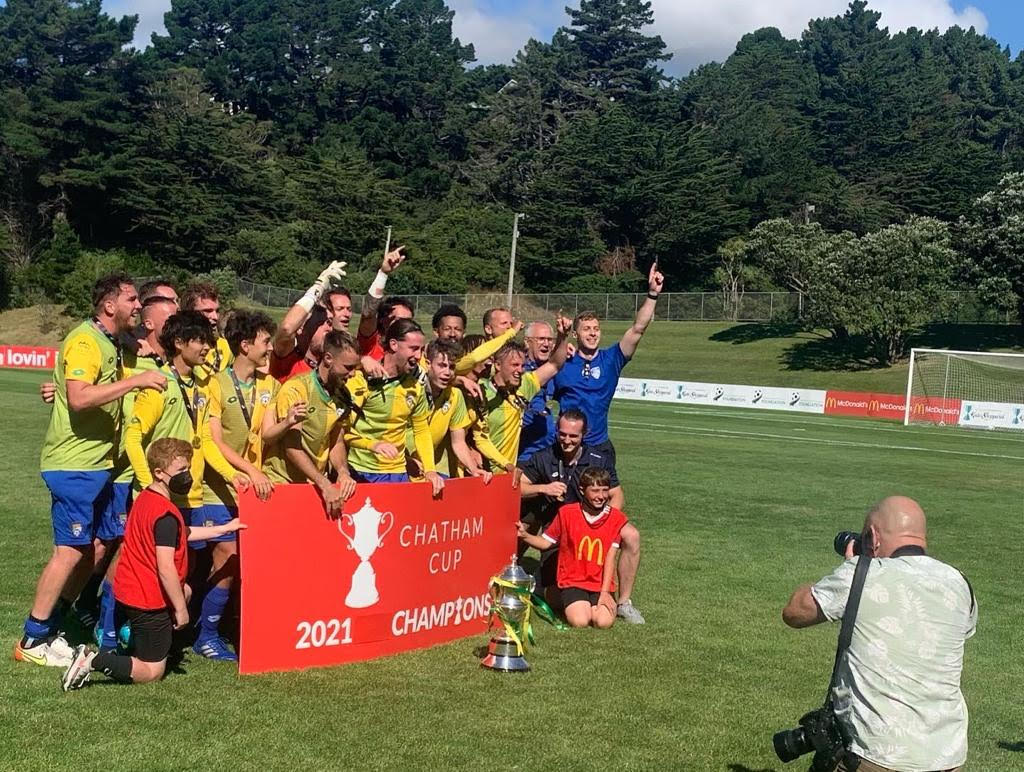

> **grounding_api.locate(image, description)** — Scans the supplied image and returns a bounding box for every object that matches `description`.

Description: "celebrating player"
[482,307,515,338]
[409,340,492,480]
[356,244,412,360]
[454,334,509,473]
[182,283,233,377]
[124,311,250,546]
[194,310,280,660]
[432,304,466,342]
[345,319,443,494]
[477,315,572,471]
[517,466,627,629]
[553,262,664,463]
[263,330,361,515]
[270,261,347,381]
[88,279,181,651]
[17,275,167,668]
[61,439,245,690]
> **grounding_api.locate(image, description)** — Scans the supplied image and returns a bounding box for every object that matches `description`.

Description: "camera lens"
[833,530,861,557]
[773,727,812,762]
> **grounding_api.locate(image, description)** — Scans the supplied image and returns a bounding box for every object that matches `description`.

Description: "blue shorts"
[180,507,201,549]
[190,504,237,546]
[349,470,409,484]
[41,470,113,547]
[96,481,134,541]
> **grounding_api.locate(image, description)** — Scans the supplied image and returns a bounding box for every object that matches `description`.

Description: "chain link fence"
[234,279,1017,325]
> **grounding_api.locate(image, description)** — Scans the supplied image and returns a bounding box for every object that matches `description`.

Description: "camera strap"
[825,554,871,703]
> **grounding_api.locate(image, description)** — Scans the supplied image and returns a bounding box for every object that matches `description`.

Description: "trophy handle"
[377,511,394,547]
[337,513,356,550]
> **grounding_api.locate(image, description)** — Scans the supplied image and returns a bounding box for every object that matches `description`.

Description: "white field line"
[609,419,1024,462]
[614,404,1024,444]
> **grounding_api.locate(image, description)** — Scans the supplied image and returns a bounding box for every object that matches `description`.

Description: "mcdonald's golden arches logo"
[911,402,926,416]
[826,397,837,408]
[869,399,879,412]
[577,535,604,566]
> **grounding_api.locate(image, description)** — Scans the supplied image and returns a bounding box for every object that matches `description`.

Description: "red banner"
[238,476,518,675]
[824,391,961,423]
[0,345,56,370]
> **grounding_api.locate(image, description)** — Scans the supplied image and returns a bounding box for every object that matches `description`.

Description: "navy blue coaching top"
[518,443,621,525]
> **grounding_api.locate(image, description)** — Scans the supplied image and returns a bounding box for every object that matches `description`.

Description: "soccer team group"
[14,247,665,691]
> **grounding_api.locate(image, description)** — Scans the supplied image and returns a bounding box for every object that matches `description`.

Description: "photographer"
[781,496,977,772]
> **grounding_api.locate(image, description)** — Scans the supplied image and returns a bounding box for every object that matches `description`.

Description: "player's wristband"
[368,269,389,299]
[647,292,660,300]
[296,284,323,313]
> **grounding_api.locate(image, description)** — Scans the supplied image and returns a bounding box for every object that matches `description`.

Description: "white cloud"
[104,0,168,49]
[449,0,550,64]
[648,0,989,74]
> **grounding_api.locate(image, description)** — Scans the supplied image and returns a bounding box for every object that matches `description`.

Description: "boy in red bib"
[61,438,244,690]
[518,466,626,628]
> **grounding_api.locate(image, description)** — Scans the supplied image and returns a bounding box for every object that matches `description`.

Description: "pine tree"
[563,0,670,103]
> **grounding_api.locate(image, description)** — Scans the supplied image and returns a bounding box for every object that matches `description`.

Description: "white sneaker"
[61,644,96,692]
[616,599,646,624]
[14,637,74,668]
[47,634,77,662]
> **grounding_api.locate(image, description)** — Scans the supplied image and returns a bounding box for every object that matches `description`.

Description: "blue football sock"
[99,581,117,650]
[198,585,230,641]
[21,615,51,648]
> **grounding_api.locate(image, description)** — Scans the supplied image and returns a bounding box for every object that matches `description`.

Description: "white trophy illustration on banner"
[338,497,394,608]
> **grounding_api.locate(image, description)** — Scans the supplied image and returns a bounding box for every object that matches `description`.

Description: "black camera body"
[773,706,846,770]
[834,530,862,557]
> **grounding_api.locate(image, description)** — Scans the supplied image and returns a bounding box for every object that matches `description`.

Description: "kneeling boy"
[61,438,244,690]
[517,466,626,629]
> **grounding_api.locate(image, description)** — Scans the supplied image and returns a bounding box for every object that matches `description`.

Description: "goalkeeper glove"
[297,260,347,313]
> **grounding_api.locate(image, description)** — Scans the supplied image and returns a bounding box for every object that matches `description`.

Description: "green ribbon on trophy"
[488,577,568,656]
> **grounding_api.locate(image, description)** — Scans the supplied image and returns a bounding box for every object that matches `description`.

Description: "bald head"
[864,496,927,556]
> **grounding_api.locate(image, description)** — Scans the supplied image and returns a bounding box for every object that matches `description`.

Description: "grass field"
[1,367,1022,770]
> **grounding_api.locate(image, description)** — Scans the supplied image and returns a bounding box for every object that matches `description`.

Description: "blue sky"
[89,0,1024,75]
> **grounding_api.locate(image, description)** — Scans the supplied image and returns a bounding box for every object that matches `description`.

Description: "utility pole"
[383,225,392,258]
[506,213,524,307]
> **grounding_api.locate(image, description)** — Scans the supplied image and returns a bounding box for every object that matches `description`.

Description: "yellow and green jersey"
[477,372,542,469]
[40,320,123,473]
[406,386,472,475]
[124,364,237,509]
[454,327,517,375]
[203,368,280,506]
[263,370,347,484]
[345,370,435,475]
[113,348,165,484]
[462,387,511,473]
[195,336,233,379]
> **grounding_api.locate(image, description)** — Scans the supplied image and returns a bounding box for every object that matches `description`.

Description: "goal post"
[904,348,1024,428]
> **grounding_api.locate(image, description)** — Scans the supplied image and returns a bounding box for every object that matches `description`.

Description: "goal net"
[904,348,1024,429]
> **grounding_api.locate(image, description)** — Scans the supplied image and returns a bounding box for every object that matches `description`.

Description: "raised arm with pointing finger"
[358,245,407,340]
[619,262,663,359]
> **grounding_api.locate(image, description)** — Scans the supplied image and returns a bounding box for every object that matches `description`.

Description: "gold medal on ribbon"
[248,430,260,448]
[192,435,202,449]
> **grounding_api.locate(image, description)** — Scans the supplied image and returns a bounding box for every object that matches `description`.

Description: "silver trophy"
[481,555,535,672]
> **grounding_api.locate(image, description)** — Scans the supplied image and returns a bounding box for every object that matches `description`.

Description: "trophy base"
[345,561,379,609]
[480,638,530,672]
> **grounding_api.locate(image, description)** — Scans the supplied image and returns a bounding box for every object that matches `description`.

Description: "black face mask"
[167,470,193,495]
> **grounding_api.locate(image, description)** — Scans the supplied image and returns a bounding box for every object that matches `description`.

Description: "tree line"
[1,0,1023,354]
